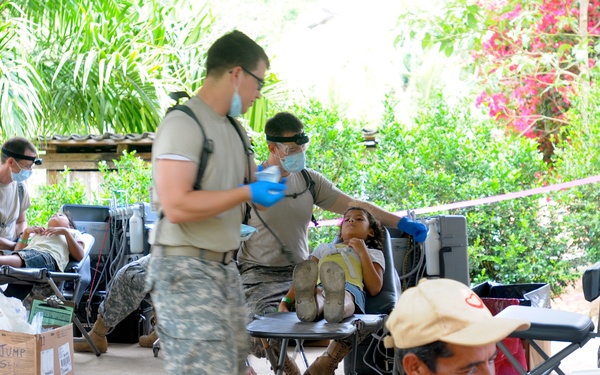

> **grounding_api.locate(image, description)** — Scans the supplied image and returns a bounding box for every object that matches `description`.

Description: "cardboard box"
[0,324,74,375]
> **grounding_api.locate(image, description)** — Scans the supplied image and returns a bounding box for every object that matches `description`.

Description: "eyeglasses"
[241,66,265,91]
[277,142,309,156]
[15,160,34,171]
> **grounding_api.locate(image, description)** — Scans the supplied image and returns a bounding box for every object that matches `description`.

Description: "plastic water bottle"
[129,206,144,254]
[255,165,281,183]
[424,218,441,276]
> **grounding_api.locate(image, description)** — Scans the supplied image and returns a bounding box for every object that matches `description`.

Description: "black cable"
[250,203,296,264]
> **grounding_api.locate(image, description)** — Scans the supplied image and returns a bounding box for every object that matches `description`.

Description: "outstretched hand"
[249,180,287,207]
[397,217,428,243]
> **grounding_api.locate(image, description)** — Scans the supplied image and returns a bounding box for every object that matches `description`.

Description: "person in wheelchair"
[0,211,84,272]
[385,278,530,375]
[279,205,385,324]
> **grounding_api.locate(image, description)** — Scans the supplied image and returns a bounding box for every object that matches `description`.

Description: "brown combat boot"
[270,344,301,375]
[73,315,110,353]
[138,330,158,347]
[304,341,352,375]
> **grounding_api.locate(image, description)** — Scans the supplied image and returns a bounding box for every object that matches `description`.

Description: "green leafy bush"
[28,151,151,226]
[552,69,600,264]
[96,150,153,206]
[28,168,90,226]
[364,92,577,292]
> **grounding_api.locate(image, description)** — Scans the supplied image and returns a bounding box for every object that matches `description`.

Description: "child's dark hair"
[64,211,76,229]
[336,205,384,250]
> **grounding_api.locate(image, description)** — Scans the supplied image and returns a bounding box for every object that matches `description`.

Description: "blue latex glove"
[397,216,428,243]
[249,180,287,207]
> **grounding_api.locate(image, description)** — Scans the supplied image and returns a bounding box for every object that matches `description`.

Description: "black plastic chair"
[0,233,102,356]
[494,265,600,375]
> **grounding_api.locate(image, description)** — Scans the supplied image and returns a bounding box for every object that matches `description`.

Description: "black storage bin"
[472,281,551,375]
[471,281,551,311]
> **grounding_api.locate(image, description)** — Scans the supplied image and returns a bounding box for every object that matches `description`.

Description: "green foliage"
[396,0,483,57]
[28,151,151,225]
[96,150,153,206]
[2,0,216,136]
[552,67,600,263]
[363,92,577,293]
[28,169,90,226]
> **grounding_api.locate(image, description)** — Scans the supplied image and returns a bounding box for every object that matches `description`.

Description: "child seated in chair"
[278,205,385,324]
[0,212,84,272]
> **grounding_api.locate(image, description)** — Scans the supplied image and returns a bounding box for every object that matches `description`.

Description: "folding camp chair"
[247,227,399,375]
[0,232,102,356]
[494,264,600,375]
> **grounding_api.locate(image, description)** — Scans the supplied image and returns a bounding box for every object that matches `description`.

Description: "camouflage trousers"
[100,254,150,327]
[146,253,249,375]
[239,263,294,322]
[239,263,294,359]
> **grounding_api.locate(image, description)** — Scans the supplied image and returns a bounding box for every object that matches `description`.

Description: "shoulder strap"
[300,169,316,200]
[300,169,319,227]
[226,116,252,185]
[17,181,24,204]
[169,105,213,191]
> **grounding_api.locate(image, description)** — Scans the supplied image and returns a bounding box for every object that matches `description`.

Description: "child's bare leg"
[316,287,325,319]
[343,291,355,319]
[0,254,24,267]
[316,289,354,320]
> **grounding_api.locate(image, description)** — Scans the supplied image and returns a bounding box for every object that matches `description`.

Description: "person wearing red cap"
[384,278,531,375]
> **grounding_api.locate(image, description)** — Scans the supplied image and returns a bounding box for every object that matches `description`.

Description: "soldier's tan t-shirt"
[0,181,31,241]
[150,96,252,252]
[238,168,341,267]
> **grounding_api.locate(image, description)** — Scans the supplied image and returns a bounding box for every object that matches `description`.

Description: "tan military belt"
[152,245,236,265]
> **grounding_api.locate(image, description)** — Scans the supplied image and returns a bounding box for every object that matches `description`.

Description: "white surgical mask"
[12,162,32,182]
[228,90,242,117]
[279,151,306,173]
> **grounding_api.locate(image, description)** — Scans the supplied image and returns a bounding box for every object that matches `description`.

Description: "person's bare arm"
[14,226,44,251]
[14,211,27,240]
[0,211,30,250]
[327,193,401,228]
[0,236,17,250]
[348,238,384,296]
[156,159,252,223]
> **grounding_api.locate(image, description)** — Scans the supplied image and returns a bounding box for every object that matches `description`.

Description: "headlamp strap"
[1,148,42,165]
[266,133,309,145]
